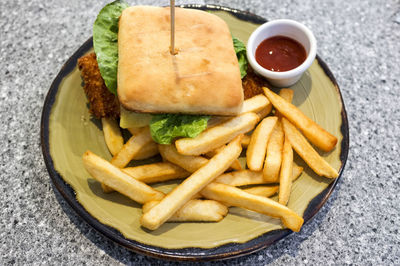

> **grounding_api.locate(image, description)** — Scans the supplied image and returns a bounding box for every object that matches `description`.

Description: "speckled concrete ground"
[1,0,399,265]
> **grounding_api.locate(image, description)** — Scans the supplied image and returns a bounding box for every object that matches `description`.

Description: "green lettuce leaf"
[150,114,210,144]
[232,36,248,79]
[93,0,129,95]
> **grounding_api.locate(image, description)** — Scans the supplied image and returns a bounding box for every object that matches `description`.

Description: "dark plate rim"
[40,4,349,262]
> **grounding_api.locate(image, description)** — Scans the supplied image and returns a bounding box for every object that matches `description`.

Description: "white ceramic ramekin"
[246,19,317,87]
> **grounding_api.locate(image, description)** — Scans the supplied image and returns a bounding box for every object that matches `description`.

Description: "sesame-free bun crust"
[117,6,243,115]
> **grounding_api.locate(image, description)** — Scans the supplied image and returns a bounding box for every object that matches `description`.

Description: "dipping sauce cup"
[247,19,317,87]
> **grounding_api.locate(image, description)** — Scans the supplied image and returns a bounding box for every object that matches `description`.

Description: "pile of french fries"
[82,87,339,232]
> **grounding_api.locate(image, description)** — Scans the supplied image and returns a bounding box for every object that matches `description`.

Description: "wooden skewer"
[170,0,177,55]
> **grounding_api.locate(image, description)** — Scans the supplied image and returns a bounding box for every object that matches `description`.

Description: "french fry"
[241,134,251,148]
[222,186,279,207]
[101,127,156,193]
[278,137,293,205]
[276,89,294,117]
[263,87,337,152]
[263,89,292,182]
[122,162,190,184]
[279,88,294,101]
[159,144,208,173]
[292,164,303,182]
[200,183,304,232]
[132,142,159,160]
[191,193,202,199]
[242,186,279,198]
[256,104,273,120]
[206,95,270,129]
[103,155,171,192]
[230,159,242,171]
[101,183,115,193]
[102,118,124,156]
[207,116,231,129]
[192,186,279,202]
[282,118,339,178]
[264,90,293,183]
[111,127,153,168]
[100,118,125,192]
[175,112,259,155]
[246,117,278,171]
[240,94,271,114]
[215,164,303,186]
[127,127,144,135]
[215,170,263,186]
[127,127,160,160]
[140,135,243,230]
[205,146,242,171]
[229,160,243,171]
[263,120,284,182]
[143,199,228,222]
[82,151,164,204]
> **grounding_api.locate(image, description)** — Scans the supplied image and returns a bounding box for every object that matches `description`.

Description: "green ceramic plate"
[41,5,349,261]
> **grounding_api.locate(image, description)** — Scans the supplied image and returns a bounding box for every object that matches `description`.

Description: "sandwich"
[78,1,269,144]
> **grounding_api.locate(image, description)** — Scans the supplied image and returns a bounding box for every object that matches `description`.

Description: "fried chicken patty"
[242,67,270,99]
[77,53,268,118]
[77,53,120,118]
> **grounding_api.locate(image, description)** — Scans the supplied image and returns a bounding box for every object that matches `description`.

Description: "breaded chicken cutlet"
[77,53,120,119]
[242,67,270,99]
[77,53,268,118]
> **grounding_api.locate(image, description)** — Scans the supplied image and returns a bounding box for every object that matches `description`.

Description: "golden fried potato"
[111,127,153,168]
[246,116,278,171]
[240,94,271,114]
[102,118,124,156]
[131,142,159,160]
[215,164,303,186]
[278,137,293,205]
[263,87,337,152]
[282,118,338,178]
[242,186,279,198]
[82,151,164,204]
[204,146,242,171]
[122,162,189,184]
[263,120,284,182]
[241,134,251,148]
[175,112,259,156]
[275,89,294,117]
[140,135,243,230]
[159,144,208,173]
[201,183,304,232]
[143,199,228,222]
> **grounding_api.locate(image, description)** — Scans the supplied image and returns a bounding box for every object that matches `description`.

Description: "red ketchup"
[255,35,307,72]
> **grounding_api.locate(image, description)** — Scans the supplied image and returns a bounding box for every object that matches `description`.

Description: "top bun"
[117,6,243,116]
